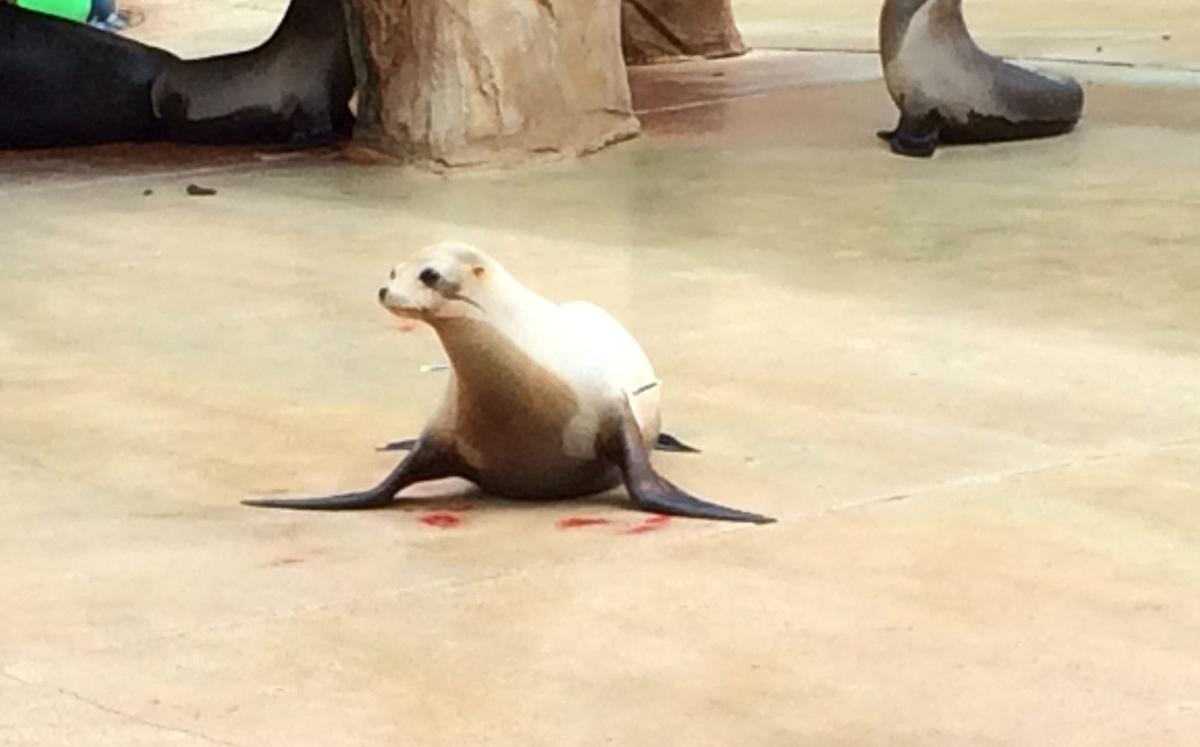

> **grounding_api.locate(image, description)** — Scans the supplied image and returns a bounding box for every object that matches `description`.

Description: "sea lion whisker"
[447,292,486,313]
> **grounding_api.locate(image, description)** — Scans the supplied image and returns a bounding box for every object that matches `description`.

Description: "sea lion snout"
[378,261,425,317]
[378,269,431,319]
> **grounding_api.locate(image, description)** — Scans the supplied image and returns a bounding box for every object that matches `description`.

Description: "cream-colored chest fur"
[885,0,1010,120]
[432,297,660,478]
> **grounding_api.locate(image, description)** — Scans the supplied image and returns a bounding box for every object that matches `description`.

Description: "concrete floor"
[3,3,1200,746]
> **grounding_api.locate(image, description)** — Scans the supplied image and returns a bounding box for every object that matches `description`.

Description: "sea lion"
[151,0,354,145]
[244,241,774,524]
[878,0,1084,157]
[0,4,177,148]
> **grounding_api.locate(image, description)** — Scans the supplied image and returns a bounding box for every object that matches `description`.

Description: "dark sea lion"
[245,241,774,524]
[151,0,354,145]
[0,4,176,148]
[878,0,1084,157]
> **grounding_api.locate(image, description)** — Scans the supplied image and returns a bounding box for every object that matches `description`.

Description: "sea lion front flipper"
[654,432,701,453]
[602,405,775,525]
[243,439,457,511]
[879,111,942,158]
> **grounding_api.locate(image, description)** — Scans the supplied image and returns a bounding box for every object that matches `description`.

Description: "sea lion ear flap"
[472,265,486,278]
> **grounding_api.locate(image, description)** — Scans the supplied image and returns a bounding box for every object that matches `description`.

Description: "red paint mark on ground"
[419,512,463,528]
[557,516,613,529]
[624,515,673,534]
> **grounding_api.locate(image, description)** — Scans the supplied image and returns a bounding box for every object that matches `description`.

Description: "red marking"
[557,516,613,529]
[419,512,463,528]
[624,515,673,534]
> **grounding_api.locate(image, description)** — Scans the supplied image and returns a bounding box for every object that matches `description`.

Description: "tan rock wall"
[344,0,640,168]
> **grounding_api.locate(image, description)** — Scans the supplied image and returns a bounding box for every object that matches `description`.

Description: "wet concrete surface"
[3,3,1200,746]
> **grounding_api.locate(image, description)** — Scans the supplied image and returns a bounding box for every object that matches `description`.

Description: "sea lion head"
[378,241,498,322]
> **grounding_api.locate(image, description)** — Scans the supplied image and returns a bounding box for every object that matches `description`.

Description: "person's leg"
[87,0,128,31]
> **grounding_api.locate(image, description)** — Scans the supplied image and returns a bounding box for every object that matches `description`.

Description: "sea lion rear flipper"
[654,432,701,453]
[602,405,774,525]
[377,437,419,452]
[242,489,396,511]
[243,439,455,511]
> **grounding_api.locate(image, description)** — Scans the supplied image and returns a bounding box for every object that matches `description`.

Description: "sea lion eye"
[419,267,441,288]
